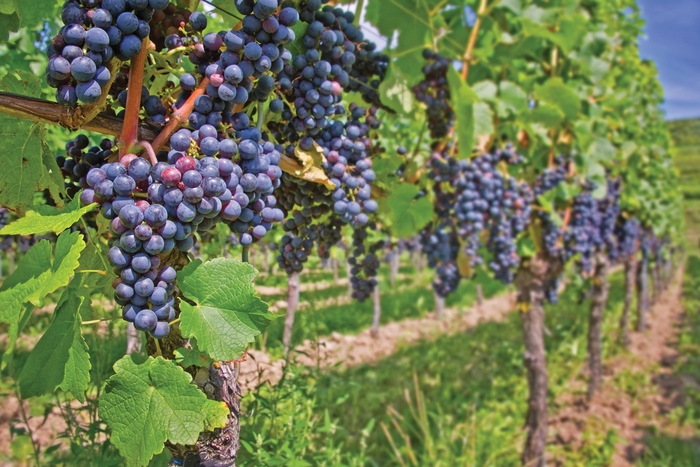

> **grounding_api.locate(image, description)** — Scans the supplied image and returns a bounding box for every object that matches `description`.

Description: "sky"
[637,0,700,121]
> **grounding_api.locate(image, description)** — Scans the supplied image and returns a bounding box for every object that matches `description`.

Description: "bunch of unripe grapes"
[48,0,172,106]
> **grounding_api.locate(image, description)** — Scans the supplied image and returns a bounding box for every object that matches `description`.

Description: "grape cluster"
[48,0,171,106]
[412,50,454,139]
[423,145,531,290]
[348,224,384,301]
[611,217,640,261]
[167,128,285,245]
[420,221,462,297]
[533,157,569,258]
[56,135,115,198]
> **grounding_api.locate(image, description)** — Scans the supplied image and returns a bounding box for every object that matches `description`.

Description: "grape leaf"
[0,196,98,235]
[0,71,66,213]
[534,78,580,122]
[178,258,274,361]
[18,290,91,401]
[378,60,414,114]
[174,342,213,368]
[15,0,55,29]
[0,10,18,40]
[0,231,85,367]
[497,81,528,117]
[0,275,48,368]
[100,355,229,467]
[446,67,478,159]
[0,0,16,15]
[378,184,434,238]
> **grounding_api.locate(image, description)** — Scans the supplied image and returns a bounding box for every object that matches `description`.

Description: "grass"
[250,269,634,466]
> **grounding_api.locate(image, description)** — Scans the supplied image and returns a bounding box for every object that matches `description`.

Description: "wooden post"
[516,254,562,467]
[636,255,650,332]
[476,283,484,307]
[619,252,638,347]
[371,282,381,338]
[282,272,300,356]
[389,247,400,288]
[587,253,610,398]
[126,323,142,355]
[346,256,353,297]
[434,289,445,319]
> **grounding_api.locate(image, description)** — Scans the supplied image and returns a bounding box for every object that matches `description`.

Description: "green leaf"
[0,231,85,367]
[378,183,434,238]
[534,78,580,122]
[517,237,537,258]
[497,81,528,117]
[16,0,55,29]
[378,60,414,114]
[286,21,308,57]
[18,290,90,401]
[100,355,229,467]
[0,71,65,213]
[174,342,213,368]
[0,196,97,235]
[2,231,86,305]
[0,276,48,368]
[474,102,494,138]
[178,258,274,361]
[446,67,478,159]
[529,104,565,128]
[0,0,16,15]
[0,11,19,40]
[472,80,497,100]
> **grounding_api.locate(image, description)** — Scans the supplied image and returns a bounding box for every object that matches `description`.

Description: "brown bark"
[370,282,381,338]
[0,91,160,140]
[619,253,638,347]
[587,254,610,398]
[516,254,563,467]
[636,257,650,332]
[282,271,300,356]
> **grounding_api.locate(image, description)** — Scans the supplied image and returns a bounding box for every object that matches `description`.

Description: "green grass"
[250,270,636,466]
[260,269,507,354]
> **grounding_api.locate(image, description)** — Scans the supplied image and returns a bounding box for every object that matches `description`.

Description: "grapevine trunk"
[587,253,610,398]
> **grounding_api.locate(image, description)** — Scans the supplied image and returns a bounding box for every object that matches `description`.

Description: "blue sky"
[637,0,700,121]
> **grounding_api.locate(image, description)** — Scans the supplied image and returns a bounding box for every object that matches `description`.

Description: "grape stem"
[82,316,121,325]
[200,0,244,20]
[137,140,159,166]
[256,101,265,131]
[461,0,488,81]
[242,246,250,263]
[151,77,211,152]
[119,38,151,159]
[354,0,365,26]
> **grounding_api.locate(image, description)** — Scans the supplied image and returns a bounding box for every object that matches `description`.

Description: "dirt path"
[550,268,688,466]
[238,290,518,391]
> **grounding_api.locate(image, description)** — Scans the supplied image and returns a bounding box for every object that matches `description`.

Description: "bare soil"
[549,268,691,466]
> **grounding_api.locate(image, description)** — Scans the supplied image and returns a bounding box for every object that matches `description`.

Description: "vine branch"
[461,0,488,81]
[119,38,151,158]
[0,92,160,141]
[151,77,210,152]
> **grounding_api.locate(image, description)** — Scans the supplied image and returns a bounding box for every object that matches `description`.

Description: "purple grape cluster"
[420,221,462,297]
[48,0,171,106]
[412,50,454,139]
[348,223,384,301]
[423,145,532,289]
[611,217,640,261]
[56,135,115,199]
